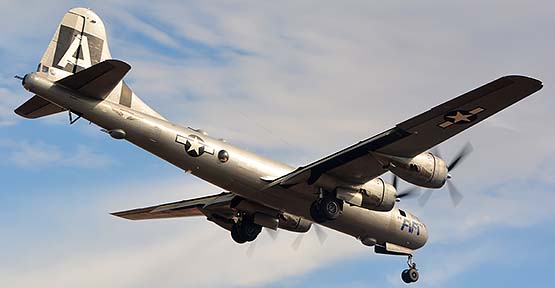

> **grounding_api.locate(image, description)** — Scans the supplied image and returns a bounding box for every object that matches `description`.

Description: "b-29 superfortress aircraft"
[14,8,543,284]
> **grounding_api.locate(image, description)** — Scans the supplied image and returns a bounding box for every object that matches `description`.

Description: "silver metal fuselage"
[23,72,428,250]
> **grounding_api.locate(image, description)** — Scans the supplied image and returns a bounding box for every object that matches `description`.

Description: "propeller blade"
[447,181,464,206]
[448,143,473,171]
[291,234,304,251]
[265,228,279,240]
[397,187,420,199]
[246,241,257,257]
[418,190,433,207]
[392,174,398,189]
[313,224,328,245]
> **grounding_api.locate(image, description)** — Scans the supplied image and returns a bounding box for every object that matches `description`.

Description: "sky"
[0,0,554,287]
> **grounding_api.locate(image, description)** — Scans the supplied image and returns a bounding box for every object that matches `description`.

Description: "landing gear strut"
[230,215,262,244]
[401,255,419,283]
[310,197,343,223]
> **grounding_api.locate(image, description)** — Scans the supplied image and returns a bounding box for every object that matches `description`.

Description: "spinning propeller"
[291,224,328,251]
[393,174,420,201]
[419,143,473,207]
[247,224,328,257]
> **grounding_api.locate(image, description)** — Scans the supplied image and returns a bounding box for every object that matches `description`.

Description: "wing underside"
[56,59,131,100]
[112,192,236,220]
[14,95,66,119]
[269,75,543,187]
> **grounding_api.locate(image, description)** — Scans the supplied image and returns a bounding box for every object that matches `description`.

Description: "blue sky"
[1,0,554,287]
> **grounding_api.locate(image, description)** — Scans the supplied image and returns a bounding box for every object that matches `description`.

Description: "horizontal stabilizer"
[56,59,131,100]
[14,95,65,119]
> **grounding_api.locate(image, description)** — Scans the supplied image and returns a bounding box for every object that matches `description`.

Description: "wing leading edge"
[268,75,543,187]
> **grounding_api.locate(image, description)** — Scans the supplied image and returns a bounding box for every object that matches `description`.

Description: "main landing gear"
[310,196,343,223]
[401,255,419,284]
[230,215,262,244]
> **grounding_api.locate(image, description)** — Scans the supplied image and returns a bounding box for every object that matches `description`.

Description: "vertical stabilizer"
[33,8,166,120]
[40,7,111,81]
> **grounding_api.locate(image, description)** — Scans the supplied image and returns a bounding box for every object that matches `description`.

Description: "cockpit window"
[399,209,407,217]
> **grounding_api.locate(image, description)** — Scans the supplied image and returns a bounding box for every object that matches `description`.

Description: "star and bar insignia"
[438,107,485,128]
[176,135,215,157]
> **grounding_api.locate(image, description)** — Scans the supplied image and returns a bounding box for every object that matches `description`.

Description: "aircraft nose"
[416,222,429,249]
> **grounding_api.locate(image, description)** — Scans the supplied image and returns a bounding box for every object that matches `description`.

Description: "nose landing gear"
[401,255,419,283]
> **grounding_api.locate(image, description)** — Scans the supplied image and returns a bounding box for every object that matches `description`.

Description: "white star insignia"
[187,137,203,155]
[446,111,472,123]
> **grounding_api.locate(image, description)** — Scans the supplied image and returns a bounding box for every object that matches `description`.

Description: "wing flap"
[56,59,131,100]
[14,95,65,119]
[111,192,235,220]
[269,127,410,186]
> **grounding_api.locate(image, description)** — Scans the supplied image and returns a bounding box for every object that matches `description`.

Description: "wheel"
[320,197,342,220]
[231,224,247,244]
[310,200,327,223]
[401,268,419,283]
[401,269,411,283]
[408,268,419,282]
[231,216,262,243]
[241,220,262,242]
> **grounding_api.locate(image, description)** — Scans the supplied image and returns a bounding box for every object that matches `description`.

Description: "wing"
[270,75,543,186]
[14,95,65,119]
[56,59,131,100]
[111,192,236,220]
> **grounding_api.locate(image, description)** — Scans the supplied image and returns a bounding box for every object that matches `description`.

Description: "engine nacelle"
[336,178,397,212]
[387,152,448,188]
[278,212,311,233]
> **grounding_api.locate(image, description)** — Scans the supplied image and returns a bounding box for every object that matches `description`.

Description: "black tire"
[231,224,247,244]
[401,269,411,283]
[321,197,342,220]
[310,200,327,223]
[241,221,262,242]
[408,268,419,282]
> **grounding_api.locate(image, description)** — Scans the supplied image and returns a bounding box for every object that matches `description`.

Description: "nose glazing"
[415,222,428,249]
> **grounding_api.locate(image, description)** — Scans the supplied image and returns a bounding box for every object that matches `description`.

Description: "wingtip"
[503,75,543,89]
[110,211,131,219]
[105,59,132,71]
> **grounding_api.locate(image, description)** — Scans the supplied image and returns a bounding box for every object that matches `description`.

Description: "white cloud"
[0,140,114,169]
[1,1,554,287]
[0,178,366,288]
[0,87,22,127]
[103,8,181,49]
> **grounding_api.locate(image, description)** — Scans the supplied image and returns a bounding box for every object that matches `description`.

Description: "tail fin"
[27,7,165,120]
[40,7,110,80]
